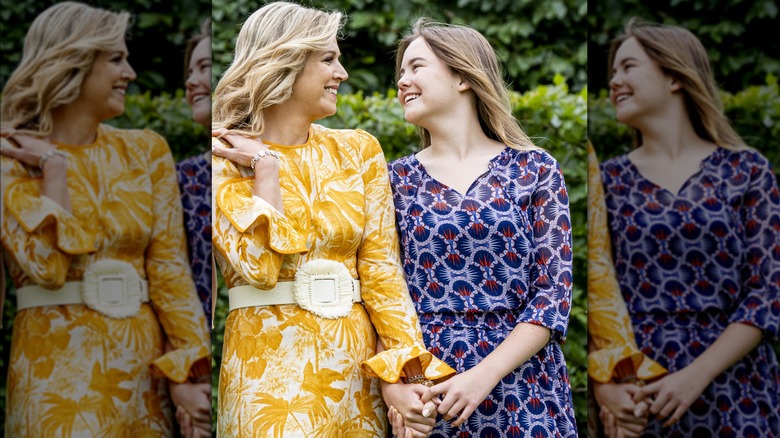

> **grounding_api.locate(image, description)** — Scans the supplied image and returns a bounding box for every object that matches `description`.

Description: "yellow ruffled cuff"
[216,182,307,254]
[588,346,667,383]
[361,344,456,383]
[150,344,210,383]
[6,179,95,254]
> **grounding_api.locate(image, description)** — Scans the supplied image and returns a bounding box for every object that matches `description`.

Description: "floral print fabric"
[212,124,455,437]
[1,125,210,437]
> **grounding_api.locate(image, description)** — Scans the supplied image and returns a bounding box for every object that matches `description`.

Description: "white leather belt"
[15,260,150,319]
[228,259,362,319]
[16,281,149,309]
[228,279,361,311]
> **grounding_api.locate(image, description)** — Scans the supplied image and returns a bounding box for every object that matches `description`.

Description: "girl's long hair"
[396,18,537,151]
[608,18,745,149]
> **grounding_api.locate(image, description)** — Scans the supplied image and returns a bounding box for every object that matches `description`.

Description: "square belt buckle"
[293,259,355,319]
[82,259,143,319]
[310,275,339,305]
[97,275,130,306]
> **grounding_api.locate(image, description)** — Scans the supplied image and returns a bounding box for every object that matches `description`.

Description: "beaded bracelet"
[250,149,280,170]
[405,374,434,387]
[38,149,67,170]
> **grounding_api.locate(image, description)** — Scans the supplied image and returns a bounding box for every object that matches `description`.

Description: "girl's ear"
[670,77,682,92]
[457,76,471,92]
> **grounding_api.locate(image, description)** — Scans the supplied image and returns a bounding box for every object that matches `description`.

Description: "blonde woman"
[0,2,210,436]
[596,19,780,436]
[210,2,455,436]
[385,19,577,437]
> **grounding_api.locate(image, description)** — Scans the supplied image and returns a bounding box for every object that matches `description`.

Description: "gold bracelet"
[405,374,434,387]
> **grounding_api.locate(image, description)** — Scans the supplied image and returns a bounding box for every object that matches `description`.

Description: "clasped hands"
[596,366,712,437]
[384,368,495,438]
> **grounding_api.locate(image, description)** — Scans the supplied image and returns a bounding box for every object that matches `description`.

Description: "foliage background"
[0,0,210,430]
[212,0,588,94]
[211,0,589,436]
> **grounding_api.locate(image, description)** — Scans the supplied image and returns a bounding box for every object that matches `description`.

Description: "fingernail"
[422,406,432,417]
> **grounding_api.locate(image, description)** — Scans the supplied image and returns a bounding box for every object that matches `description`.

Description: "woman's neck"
[262,107,311,146]
[50,106,100,145]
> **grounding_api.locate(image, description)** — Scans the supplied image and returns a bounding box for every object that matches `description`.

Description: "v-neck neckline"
[623,146,722,198]
[411,146,511,198]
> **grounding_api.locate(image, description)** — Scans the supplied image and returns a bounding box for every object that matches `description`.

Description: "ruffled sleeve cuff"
[216,181,307,254]
[150,344,211,383]
[5,179,94,254]
[361,344,456,383]
[588,346,667,383]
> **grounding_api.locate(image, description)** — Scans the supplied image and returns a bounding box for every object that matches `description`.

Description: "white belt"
[16,280,149,316]
[228,279,361,311]
[228,259,361,319]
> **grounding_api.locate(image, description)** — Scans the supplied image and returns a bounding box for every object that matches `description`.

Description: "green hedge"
[107,90,209,161]
[210,76,590,434]
[212,0,587,94]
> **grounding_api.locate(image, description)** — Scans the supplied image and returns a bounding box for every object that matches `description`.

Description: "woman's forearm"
[41,156,71,212]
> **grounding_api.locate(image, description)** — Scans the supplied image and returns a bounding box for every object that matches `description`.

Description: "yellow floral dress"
[213,124,455,437]
[1,125,211,437]
[586,141,666,383]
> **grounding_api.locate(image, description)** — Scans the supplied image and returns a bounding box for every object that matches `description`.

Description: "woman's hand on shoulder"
[0,130,60,169]
[212,128,271,169]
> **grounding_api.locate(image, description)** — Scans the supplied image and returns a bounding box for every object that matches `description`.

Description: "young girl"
[596,18,779,436]
[384,18,578,437]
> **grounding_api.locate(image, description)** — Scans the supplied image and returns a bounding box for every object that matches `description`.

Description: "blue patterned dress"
[389,147,578,437]
[176,154,212,325]
[601,147,780,437]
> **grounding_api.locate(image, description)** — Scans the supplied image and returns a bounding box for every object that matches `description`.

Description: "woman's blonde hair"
[212,1,343,137]
[608,18,745,149]
[395,18,537,151]
[1,1,131,136]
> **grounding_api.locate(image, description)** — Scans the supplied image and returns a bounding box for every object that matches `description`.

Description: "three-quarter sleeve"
[517,152,573,344]
[728,151,780,340]
[355,131,456,382]
[586,142,667,383]
[211,137,308,289]
[138,132,210,383]
[0,138,95,288]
